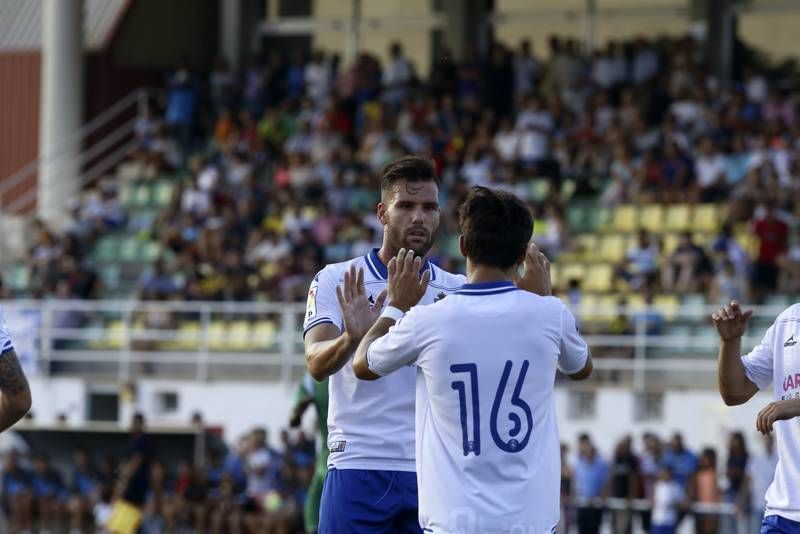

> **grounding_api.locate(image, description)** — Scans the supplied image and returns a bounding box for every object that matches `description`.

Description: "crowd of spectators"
[4,33,800,309]
[561,430,777,534]
[1,417,777,534]
[2,416,315,533]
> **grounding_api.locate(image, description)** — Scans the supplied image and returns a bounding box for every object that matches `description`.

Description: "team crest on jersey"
[306,287,318,320]
[434,292,447,302]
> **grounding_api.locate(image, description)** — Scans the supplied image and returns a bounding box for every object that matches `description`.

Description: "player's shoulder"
[315,257,366,281]
[776,303,800,322]
[426,264,466,293]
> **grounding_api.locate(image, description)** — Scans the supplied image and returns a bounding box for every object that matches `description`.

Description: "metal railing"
[0,299,789,386]
[0,88,160,264]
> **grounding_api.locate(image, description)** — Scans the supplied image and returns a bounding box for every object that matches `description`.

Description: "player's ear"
[458,235,466,257]
[377,202,387,226]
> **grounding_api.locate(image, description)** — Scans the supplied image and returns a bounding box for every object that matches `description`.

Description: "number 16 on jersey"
[450,360,533,456]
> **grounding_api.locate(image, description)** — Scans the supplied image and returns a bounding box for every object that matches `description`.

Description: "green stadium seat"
[153,181,175,207]
[586,207,611,233]
[133,183,152,207]
[100,264,121,291]
[118,237,141,262]
[566,205,586,232]
[93,236,119,263]
[3,263,29,292]
[141,241,162,262]
[528,179,551,202]
[119,185,134,207]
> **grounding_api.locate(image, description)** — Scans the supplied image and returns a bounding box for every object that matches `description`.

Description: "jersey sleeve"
[0,305,13,355]
[558,304,589,375]
[366,310,420,377]
[741,322,776,390]
[303,267,344,337]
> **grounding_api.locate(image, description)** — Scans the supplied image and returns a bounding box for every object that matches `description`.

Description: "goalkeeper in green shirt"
[290,373,329,533]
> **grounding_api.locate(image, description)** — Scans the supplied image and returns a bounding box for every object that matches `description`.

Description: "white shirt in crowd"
[651,479,684,527]
[741,304,800,522]
[367,281,589,533]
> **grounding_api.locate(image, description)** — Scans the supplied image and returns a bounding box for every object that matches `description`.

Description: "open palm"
[336,266,387,342]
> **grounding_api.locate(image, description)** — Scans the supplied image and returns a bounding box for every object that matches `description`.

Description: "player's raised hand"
[387,248,430,312]
[756,399,800,435]
[711,300,753,341]
[336,265,387,342]
[515,242,552,296]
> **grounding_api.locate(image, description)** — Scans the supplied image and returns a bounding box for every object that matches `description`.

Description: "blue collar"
[364,248,435,281]
[455,280,519,296]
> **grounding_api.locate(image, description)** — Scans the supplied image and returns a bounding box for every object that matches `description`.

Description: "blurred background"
[1,0,800,532]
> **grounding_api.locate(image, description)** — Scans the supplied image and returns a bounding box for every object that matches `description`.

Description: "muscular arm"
[0,349,32,432]
[304,323,358,381]
[718,337,758,406]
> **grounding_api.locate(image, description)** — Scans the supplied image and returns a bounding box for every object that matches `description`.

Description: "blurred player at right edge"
[713,300,800,533]
[0,304,32,432]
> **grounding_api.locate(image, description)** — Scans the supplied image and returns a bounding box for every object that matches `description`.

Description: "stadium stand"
[1,26,799,533]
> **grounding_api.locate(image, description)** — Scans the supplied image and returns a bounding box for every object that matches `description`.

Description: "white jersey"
[0,305,13,354]
[303,248,465,471]
[367,281,589,533]
[741,303,800,522]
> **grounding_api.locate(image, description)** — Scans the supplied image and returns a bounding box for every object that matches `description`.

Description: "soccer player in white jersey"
[713,300,800,533]
[0,304,32,432]
[351,186,593,534]
[303,156,466,533]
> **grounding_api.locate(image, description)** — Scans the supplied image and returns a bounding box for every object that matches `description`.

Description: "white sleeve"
[0,305,13,354]
[558,305,589,375]
[366,310,420,377]
[741,322,776,390]
[303,267,344,336]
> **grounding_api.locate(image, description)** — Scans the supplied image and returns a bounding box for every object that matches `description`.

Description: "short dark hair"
[458,186,533,270]
[380,155,439,197]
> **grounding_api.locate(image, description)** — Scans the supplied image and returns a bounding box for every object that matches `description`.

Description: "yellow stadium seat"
[560,263,586,285]
[207,321,227,351]
[665,204,691,232]
[228,321,254,351]
[550,264,560,289]
[654,295,680,320]
[579,294,600,322]
[612,205,639,232]
[103,321,125,350]
[640,205,665,233]
[583,264,613,292]
[626,294,646,313]
[662,233,680,255]
[599,234,627,262]
[172,322,200,351]
[253,321,278,350]
[692,204,724,233]
[576,234,598,257]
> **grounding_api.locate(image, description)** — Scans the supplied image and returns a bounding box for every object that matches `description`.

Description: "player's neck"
[466,262,515,285]
[377,244,427,266]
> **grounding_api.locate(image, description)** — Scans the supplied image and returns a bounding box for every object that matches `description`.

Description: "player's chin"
[404,237,433,257]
